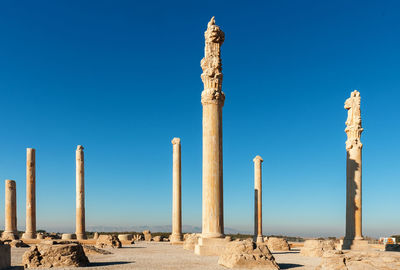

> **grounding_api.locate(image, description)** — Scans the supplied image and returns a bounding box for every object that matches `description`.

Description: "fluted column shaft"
[202,101,224,238]
[75,145,86,240]
[253,156,263,243]
[3,180,17,239]
[345,146,363,240]
[24,148,36,239]
[171,138,183,243]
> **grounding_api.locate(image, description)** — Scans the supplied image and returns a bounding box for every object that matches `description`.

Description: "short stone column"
[253,155,263,243]
[75,145,86,240]
[2,180,18,240]
[171,138,183,243]
[341,90,368,250]
[22,148,36,239]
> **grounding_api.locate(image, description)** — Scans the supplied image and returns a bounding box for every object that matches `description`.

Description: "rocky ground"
[10,241,322,269]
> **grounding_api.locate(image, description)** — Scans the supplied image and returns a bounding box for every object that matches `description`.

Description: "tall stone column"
[2,180,18,240]
[75,145,86,240]
[253,156,263,243]
[23,148,36,239]
[195,17,229,256]
[341,90,368,250]
[171,138,183,243]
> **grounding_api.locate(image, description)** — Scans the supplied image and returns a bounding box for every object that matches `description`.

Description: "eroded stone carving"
[201,17,225,105]
[345,90,363,150]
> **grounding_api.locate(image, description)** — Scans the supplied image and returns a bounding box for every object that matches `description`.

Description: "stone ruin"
[22,241,89,268]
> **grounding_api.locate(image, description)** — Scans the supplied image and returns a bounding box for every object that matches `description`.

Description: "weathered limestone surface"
[93,232,99,240]
[76,145,86,240]
[218,239,280,269]
[171,137,183,243]
[342,91,367,250]
[266,237,290,251]
[7,239,30,248]
[83,245,112,255]
[253,156,263,243]
[118,234,132,241]
[36,233,44,240]
[22,242,89,268]
[2,180,18,240]
[23,148,36,240]
[316,250,400,270]
[143,230,152,241]
[0,242,11,270]
[96,235,121,249]
[183,234,200,251]
[300,240,336,257]
[196,16,226,256]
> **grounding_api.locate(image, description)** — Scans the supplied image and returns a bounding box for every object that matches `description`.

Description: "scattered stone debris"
[218,239,280,269]
[316,250,400,270]
[83,245,112,255]
[22,242,89,268]
[7,240,30,248]
[96,235,122,249]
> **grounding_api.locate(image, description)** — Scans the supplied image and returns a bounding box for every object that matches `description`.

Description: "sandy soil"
[10,242,321,269]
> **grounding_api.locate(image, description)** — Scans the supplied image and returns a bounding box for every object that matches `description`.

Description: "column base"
[1,231,18,240]
[339,239,369,250]
[256,235,264,243]
[170,233,183,244]
[194,237,231,256]
[62,233,77,240]
[76,233,87,240]
[22,232,36,239]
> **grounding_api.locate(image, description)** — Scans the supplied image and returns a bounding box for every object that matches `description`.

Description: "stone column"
[75,145,86,240]
[2,180,18,240]
[253,156,263,243]
[23,148,36,239]
[171,138,183,243]
[341,90,368,250]
[195,17,229,256]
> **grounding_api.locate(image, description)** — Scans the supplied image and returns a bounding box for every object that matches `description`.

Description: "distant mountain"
[41,224,248,234]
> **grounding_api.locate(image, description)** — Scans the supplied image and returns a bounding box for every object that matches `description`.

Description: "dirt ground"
[10,241,322,270]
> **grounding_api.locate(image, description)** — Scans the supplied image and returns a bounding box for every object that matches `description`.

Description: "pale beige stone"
[7,239,30,248]
[2,180,18,240]
[93,232,99,240]
[96,235,121,248]
[36,233,44,240]
[118,234,132,241]
[22,242,89,268]
[75,145,86,240]
[196,16,227,256]
[143,230,152,241]
[183,234,200,251]
[171,137,183,243]
[61,233,77,240]
[218,239,280,269]
[342,90,365,250]
[0,242,11,270]
[266,237,290,251]
[23,148,36,240]
[316,250,400,270]
[301,240,336,257]
[253,155,263,243]
[83,245,112,255]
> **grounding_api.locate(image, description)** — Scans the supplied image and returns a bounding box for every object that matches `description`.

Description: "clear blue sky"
[0,0,399,238]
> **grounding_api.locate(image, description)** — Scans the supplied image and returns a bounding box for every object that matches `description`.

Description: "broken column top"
[171,138,181,145]
[201,17,225,105]
[253,156,263,163]
[76,145,84,151]
[344,90,363,150]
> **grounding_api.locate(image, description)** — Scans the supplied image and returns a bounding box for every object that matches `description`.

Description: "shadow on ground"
[278,263,304,269]
[9,267,24,270]
[89,261,133,267]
